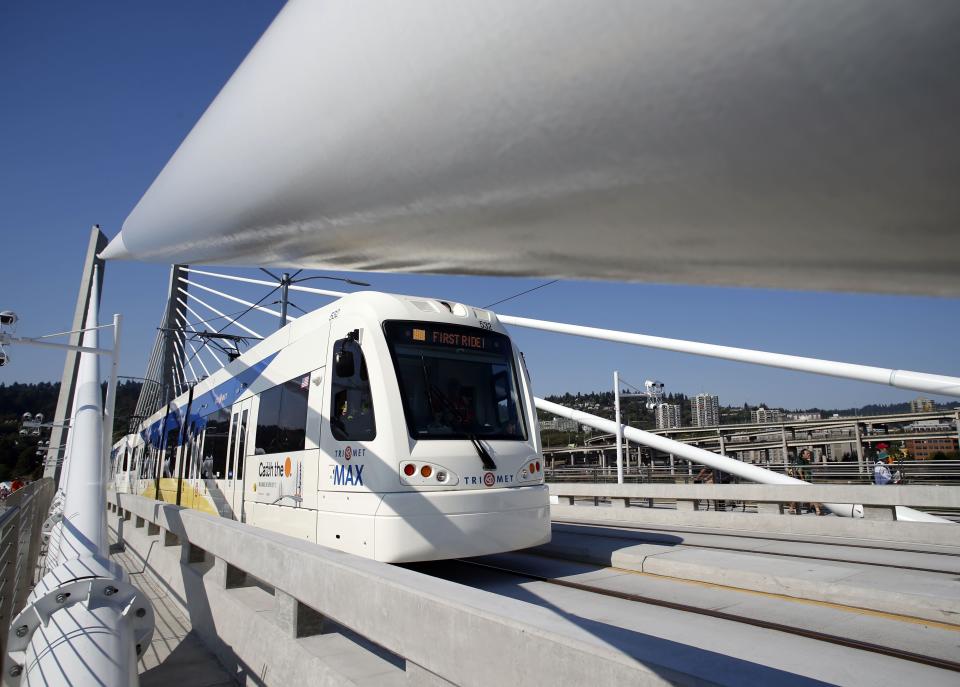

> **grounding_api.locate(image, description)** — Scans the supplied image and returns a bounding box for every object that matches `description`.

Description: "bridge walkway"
[109,531,235,687]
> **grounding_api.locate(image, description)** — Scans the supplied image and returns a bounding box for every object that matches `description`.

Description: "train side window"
[330,338,376,441]
[255,374,310,453]
[202,409,231,478]
[236,409,248,480]
[226,412,239,478]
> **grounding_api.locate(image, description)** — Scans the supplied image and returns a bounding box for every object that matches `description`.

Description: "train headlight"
[435,470,447,483]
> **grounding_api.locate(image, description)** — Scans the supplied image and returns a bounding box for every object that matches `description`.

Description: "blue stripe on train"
[142,352,279,447]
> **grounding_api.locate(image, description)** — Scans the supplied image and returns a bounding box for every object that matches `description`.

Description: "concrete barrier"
[110,493,698,687]
[548,483,960,547]
[548,483,960,509]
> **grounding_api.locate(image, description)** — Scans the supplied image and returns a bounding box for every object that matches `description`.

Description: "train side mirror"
[335,344,355,378]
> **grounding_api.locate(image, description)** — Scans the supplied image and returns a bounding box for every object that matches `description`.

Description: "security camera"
[0,311,17,327]
[0,350,8,366]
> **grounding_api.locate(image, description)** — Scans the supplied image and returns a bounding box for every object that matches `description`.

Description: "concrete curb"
[534,533,960,626]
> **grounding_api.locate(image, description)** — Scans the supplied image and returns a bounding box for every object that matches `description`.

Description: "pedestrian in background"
[874,458,892,485]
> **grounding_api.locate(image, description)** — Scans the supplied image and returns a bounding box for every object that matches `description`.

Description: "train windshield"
[384,321,528,441]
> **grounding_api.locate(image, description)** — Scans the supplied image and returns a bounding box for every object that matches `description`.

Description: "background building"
[655,403,682,429]
[905,437,959,460]
[692,394,720,427]
[538,417,579,432]
[910,397,934,413]
[750,407,784,424]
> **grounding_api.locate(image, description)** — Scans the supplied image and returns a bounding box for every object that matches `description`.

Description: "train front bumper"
[373,484,551,562]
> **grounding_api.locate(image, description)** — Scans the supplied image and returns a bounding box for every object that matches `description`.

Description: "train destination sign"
[398,324,498,351]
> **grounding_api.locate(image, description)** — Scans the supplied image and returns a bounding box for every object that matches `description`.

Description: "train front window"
[384,321,528,441]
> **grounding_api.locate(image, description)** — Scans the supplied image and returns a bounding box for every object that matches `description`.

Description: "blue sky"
[2,3,958,411]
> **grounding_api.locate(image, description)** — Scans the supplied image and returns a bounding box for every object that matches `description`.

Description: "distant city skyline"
[2,4,959,412]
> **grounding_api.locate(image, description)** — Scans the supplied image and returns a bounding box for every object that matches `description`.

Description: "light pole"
[614,371,623,484]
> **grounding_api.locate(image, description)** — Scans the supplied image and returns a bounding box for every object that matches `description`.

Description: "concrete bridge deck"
[107,494,960,687]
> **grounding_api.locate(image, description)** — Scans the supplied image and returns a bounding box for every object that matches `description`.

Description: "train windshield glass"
[384,321,528,440]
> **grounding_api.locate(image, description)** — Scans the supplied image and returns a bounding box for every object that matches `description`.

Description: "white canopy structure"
[102,0,960,296]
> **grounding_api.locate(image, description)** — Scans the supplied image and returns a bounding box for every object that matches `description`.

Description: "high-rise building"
[692,394,720,427]
[750,407,783,424]
[655,403,682,429]
[910,397,934,413]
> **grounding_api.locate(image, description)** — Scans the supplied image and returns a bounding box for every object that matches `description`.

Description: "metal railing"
[547,460,960,485]
[547,482,960,543]
[0,480,53,657]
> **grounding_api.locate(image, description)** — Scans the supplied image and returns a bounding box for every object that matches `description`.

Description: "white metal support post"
[854,421,865,476]
[614,371,624,484]
[4,271,154,686]
[102,314,121,471]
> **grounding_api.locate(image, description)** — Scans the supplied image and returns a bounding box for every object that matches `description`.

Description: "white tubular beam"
[535,397,952,523]
[180,277,295,321]
[184,267,347,298]
[504,315,960,398]
[9,268,153,687]
[102,314,122,473]
[60,271,108,559]
[178,287,262,339]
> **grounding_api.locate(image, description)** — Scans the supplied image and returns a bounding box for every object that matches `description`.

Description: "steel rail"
[454,558,960,674]
[549,521,958,575]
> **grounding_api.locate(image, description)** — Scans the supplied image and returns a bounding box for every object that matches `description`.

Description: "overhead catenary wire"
[484,280,558,309]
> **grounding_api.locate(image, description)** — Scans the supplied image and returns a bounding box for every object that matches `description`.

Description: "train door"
[227,399,253,522]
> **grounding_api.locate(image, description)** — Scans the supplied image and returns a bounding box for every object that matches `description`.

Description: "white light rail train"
[110,292,551,562]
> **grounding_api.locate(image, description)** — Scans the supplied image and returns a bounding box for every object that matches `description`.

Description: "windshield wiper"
[419,355,497,470]
[466,433,497,471]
